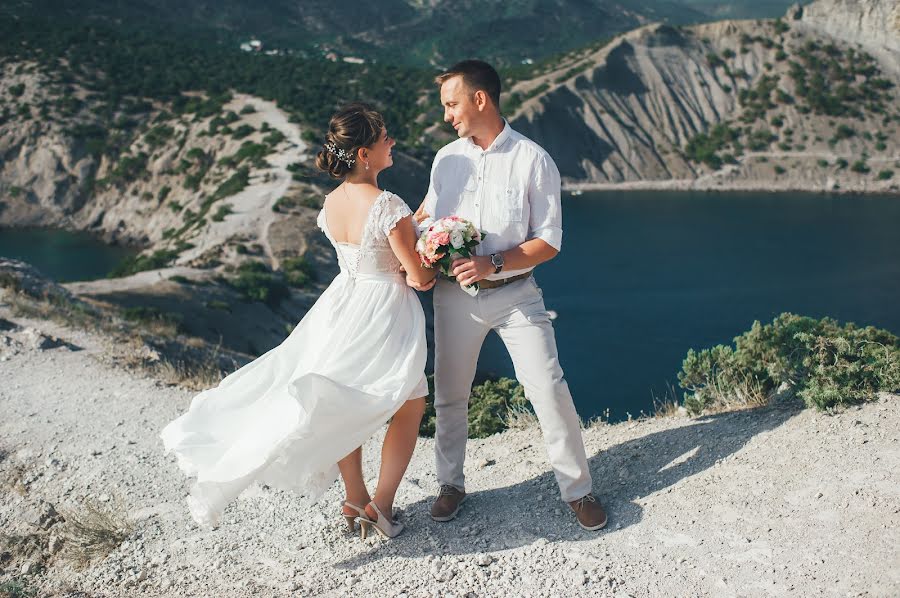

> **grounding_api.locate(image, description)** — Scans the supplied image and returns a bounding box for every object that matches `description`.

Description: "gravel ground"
[1,308,898,597]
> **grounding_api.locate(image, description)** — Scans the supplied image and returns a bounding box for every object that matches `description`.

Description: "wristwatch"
[490,253,504,274]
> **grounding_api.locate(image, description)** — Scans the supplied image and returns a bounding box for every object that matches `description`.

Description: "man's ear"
[473,90,488,112]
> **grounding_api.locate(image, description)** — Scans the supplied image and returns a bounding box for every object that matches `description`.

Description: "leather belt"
[478,271,532,289]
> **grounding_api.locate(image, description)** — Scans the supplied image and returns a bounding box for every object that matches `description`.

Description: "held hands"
[406,275,435,292]
[452,255,493,286]
[400,264,436,292]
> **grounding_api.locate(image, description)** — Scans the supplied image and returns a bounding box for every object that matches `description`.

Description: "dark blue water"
[3,194,899,421]
[475,191,900,421]
[0,227,135,282]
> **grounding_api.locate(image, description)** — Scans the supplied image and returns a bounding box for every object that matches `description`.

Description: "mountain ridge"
[505,0,899,192]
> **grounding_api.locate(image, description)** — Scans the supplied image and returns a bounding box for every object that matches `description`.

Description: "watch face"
[492,254,503,266]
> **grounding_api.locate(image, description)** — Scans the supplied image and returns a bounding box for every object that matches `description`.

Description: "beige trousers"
[433,276,593,502]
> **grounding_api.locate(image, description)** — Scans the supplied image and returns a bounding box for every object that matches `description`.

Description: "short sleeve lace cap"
[372,191,413,239]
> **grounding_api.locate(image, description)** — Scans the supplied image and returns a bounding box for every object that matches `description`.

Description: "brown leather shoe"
[430,484,467,522]
[568,494,608,531]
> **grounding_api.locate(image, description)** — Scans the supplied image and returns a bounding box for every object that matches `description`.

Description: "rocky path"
[1,307,898,597]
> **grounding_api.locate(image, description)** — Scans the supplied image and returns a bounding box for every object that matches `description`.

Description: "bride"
[161,103,436,539]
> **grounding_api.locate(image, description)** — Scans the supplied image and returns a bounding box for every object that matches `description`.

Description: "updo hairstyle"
[315,103,385,179]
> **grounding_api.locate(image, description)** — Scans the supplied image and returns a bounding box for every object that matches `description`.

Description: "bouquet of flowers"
[415,215,485,296]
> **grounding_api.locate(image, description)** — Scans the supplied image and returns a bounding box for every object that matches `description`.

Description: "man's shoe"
[430,485,467,522]
[568,494,608,531]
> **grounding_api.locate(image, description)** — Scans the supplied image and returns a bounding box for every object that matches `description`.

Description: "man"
[410,60,607,531]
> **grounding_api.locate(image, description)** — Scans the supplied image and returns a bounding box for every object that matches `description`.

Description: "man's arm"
[451,239,557,286]
[452,152,563,286]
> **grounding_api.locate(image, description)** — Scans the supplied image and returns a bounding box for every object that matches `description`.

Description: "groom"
[411,60,607,531]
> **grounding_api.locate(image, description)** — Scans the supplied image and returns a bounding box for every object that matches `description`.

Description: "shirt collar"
[466,119,512,154]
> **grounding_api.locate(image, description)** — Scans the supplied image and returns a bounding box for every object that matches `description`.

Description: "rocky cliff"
[507,0,900,192]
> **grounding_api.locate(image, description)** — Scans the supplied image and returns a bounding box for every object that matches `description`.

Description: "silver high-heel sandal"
[341,501,367,532]
[358,502,405,539]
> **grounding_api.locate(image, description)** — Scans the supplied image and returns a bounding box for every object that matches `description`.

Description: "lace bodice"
[316,190,413,277]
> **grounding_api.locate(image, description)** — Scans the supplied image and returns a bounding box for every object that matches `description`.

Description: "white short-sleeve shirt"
[422,121,563,281]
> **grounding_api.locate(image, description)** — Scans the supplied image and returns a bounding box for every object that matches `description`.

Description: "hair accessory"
[324,142,356,167]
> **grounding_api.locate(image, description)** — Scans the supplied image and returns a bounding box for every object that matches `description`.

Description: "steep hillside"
[507,0,900,192]
[2,0,709,67]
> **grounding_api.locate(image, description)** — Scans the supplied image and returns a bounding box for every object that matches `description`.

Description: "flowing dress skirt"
[160,271,428,527]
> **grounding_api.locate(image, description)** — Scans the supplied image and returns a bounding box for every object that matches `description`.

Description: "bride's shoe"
[341,501,367,532]
[358,502,404,539]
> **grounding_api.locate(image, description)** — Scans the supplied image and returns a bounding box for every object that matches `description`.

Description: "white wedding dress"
[161,191,428,527]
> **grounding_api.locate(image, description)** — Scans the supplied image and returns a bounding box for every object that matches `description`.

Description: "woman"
[161,103,436,539]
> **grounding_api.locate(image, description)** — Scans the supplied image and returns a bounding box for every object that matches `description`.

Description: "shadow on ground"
[336,401,803,568]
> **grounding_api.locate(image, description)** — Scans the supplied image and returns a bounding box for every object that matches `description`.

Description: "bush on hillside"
[418,376,532,438]
[678,313,900,415]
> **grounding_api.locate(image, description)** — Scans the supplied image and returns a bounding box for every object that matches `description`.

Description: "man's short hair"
[435,60,501,108]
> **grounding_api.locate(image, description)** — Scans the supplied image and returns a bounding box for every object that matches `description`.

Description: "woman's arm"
[388,215,437,286]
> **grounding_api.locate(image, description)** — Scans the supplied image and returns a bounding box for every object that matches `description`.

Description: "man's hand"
[406,275,435,292]
[414,203,431,224]
[451,256,494,286]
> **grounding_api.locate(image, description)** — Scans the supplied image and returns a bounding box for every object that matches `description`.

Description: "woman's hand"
[414,204,431,224]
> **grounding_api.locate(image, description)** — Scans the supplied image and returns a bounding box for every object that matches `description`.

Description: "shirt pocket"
[492,185,524,222]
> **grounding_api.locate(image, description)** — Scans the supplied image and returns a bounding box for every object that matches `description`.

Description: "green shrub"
[836,158,848,169]
[817,159,829,168]
[281,256,316,288]
[108,248,179,277]
[877,169,894,180]
[678,313,900,415]
[212,166,250,201]
[227,261,288,306]
[231,124,255,139]
[157,185,171,202]
[0,578,36,597]
[144,124,174,147]
[211,204,232,221]
[121,306,183,332]
[240,104,256,114]
[684,123,740,168]
[773,165,786,174]
[850,160,870,173]
[419,376,531,438]
[835,124,856,139]
[263,129,285,146]
[747,129,777,151]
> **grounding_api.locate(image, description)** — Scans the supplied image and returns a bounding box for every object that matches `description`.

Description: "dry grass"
[153,356,224,390]
[583,407,612,429]
[702,374,771,414]
[57,498,133,569]
[0,532,46,567]
[652,382,684,418]
[502,405,540,431]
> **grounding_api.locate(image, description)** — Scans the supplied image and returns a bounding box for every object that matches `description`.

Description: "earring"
[365,162,370,171]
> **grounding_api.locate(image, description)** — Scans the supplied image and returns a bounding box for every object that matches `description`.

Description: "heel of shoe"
[343,515,357,531]
[359,519,371,540]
